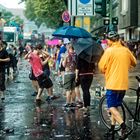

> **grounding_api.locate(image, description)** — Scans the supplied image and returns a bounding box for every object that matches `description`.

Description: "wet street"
[0,59,140,140]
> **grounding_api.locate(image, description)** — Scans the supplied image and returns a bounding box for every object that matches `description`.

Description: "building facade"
[91,0,119,36]
[92,0,140,41]
[119,0,139,41]
[138,0,140,39]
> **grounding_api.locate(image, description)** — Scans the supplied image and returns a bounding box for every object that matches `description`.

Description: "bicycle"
[99,76,140,131]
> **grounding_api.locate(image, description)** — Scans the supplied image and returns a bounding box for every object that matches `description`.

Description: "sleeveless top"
[65,52,77,72]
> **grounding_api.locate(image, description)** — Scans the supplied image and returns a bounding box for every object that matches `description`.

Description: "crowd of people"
[0,31,139,140]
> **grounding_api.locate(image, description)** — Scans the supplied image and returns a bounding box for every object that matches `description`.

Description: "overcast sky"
[0,0,25,9]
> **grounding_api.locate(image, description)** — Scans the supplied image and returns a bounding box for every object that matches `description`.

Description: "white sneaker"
[80,107,88,112]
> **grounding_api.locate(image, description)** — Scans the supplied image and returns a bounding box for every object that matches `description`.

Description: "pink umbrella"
[51,39,59,45]
[46,39,59,45]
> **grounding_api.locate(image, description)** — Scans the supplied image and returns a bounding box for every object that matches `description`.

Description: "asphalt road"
[0,59,139,140]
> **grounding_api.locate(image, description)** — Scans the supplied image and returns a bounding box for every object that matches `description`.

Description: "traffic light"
[103,18,110,25]
[95,0,106,17]
[112,17,118,25]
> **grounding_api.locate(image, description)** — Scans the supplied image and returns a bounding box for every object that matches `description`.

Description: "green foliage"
[1,9,24,26]
[2,10,13,23]
[24,0,66,28]
[12,16,24,25]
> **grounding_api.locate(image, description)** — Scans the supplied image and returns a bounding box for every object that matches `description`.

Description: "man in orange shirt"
[98,31,137,140]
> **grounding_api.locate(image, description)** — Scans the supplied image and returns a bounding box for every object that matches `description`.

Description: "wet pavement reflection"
[0,60,140,140]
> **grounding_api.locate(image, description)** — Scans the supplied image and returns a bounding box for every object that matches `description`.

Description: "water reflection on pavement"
[0,60,139,140]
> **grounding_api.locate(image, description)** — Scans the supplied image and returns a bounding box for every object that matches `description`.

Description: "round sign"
[79,0,90,4]
[62,11,70,23]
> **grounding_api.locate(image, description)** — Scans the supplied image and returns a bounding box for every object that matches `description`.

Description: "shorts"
[63,73,76,90]
[0,72,6,91]
[37,72,53,89]
[106,90,125,108]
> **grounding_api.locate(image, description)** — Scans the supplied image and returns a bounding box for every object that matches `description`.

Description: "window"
[3,32,14,42]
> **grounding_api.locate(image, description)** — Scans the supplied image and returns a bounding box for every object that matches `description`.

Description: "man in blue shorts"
[98,31,137,139]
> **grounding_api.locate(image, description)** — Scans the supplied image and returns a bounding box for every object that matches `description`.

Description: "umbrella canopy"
[73,38,103,63]
[52,26,92,38]
[47,39,59,45]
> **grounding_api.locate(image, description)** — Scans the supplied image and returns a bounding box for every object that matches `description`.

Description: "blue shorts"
[106,90,125,108]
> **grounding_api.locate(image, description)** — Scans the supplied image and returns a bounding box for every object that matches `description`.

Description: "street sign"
[79,0,90,4]
[62,11,70,23]
[68,0,94,16]
[77,0,94,16]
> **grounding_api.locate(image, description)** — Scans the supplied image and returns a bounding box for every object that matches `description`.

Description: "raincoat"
[98,41,137,90]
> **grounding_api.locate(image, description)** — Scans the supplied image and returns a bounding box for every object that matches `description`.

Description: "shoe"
[80,107,88,112]
[69,103,76,108]
[31,92,37,96]
[76,101,83,108]
[120,127,132,140]
[35,99,42,103]
[1,97,5,101]
[64,103,71,108]
[46,96,51,101]
[50,95,60,100]
[80,106,90,111]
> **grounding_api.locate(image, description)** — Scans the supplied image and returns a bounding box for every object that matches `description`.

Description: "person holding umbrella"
[73,38,103,112]
[75,56,95,112]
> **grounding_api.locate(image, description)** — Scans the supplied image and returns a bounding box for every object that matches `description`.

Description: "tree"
[24,0,66,28]
[12,16,24,25]
[2,10,13,23]
[1,9,24,27]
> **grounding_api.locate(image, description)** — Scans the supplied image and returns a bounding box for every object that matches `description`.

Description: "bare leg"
[109,107,124,125]
[0,91,5,100]
[75,86,82,102]
[66,90,71,104]
[71,89,76,103]
[47,86,53,96]
[36,88,43,100]
[32,80,39,92]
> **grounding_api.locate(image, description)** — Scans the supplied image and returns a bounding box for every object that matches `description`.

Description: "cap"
[63,38,70,44]
[107,31,119,39]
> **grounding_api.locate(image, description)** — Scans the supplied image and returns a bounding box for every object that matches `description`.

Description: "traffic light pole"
[109,0,113,31]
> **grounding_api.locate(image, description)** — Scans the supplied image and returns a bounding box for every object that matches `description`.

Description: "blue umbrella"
[52,26,92,38]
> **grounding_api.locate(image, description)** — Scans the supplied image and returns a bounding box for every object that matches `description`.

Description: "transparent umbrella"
[73,38,104,63]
